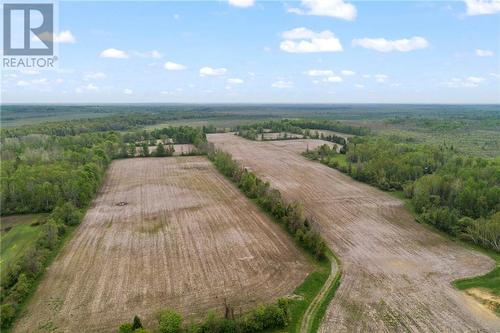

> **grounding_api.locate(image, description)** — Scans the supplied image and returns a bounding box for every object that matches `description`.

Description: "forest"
[304,137,500,252]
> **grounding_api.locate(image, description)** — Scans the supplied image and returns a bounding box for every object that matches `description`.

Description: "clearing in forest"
[208,133,500,332]
[13,157,311,332]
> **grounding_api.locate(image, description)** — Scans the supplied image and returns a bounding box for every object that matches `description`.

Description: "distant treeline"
[304,137,500,252]
[118,300,290,333]
[209,149,326,259]
[236,119,369,141]
[1,111,219,138]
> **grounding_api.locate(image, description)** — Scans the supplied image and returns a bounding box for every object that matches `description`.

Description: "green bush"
[0,303,16,328]
[158,309,182,333]
[118,322,134,333]
[52,202,82,226]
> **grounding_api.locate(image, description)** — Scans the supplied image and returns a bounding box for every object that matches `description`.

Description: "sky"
[1,0,500,104]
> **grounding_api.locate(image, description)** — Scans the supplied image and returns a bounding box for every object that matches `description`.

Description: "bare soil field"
[134,144,197,156]
[13,157,311,333]
[208,133,500,332]
[259,132,304,140]
[306,129,354,140]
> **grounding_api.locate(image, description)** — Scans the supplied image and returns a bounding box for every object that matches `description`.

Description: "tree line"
[304,137,500,252]
[118,299,290,333]
[236,119,369,139]
[209,150,326,259]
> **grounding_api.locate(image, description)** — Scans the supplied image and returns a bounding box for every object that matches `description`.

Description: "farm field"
[258,132,304,140]
[12,157,312,332]
[134,144,198,156]
[208,133,500,332]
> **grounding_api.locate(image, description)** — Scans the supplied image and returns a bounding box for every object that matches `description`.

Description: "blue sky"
[2,0,500,103]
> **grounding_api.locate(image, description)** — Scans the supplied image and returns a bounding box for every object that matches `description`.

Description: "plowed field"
[208,133,500,332]
[13,157,311,332]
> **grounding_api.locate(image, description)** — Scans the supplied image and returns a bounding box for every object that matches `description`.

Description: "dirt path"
[300,252,339,333]
[13,157,311,332]
[208,133,500,332]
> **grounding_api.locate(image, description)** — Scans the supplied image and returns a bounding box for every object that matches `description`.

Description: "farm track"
[208,133,500,332]
[299,252,339,333]
[13,157,312,332]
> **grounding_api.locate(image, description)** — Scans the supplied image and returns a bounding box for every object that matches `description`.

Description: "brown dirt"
[207,133,500,332]
[13,156,311,333]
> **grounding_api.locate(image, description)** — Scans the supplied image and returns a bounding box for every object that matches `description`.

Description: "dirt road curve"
[13,157,311,332]
[208,133,500,332]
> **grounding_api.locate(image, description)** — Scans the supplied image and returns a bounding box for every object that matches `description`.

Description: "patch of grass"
[453,249,500,296]
[0,214,45,277]
[324,154,348,169]
[309,250,342,333]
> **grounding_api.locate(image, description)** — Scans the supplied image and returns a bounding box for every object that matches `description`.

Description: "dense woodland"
[305,137,500,252]
[0,125,206,328]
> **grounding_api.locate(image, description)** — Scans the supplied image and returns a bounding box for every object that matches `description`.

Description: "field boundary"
[301,250,342,333]
[208,150,342,332]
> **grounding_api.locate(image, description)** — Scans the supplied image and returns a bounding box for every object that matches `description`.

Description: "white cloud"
[84,72,106,81]
[100,48,129,59]
[464,0,500,15]
[442,76,485,88]
[123,89,133,95]
[272,80,293,88]
[20,69,40,75]
[133,50,163,59]
[76,83,99,93]
[35,30,76,44]
[325,76,343,82]
[467,76,485,83]
[54,30,76,43]
[173,14,181,20]
[17,80,30,86]
[490,73,500,79]
[31,78,49,85]
[362,74,371,79]
[355,84,364,88]
[200,67,227,76]
[288,0,357,21]
[164,61,187,71]
[227,78,244,84]
[304,69,334,76]
[280,28,343,53]
[228,0,254,7]
[476,49,494,57]
[374,74,389,83]
[55,78,64,84]
[352,37,429,52]
[341,70,355,76]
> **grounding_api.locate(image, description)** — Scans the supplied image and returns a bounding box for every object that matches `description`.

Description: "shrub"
[118,322,134,333]
[132,315,143,330]
[52,202,82,226]
[158,309,182,333]
[0,303,16,328]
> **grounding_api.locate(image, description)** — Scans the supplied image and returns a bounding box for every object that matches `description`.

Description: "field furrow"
[208,133,500,332]
[13,156,311,333]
